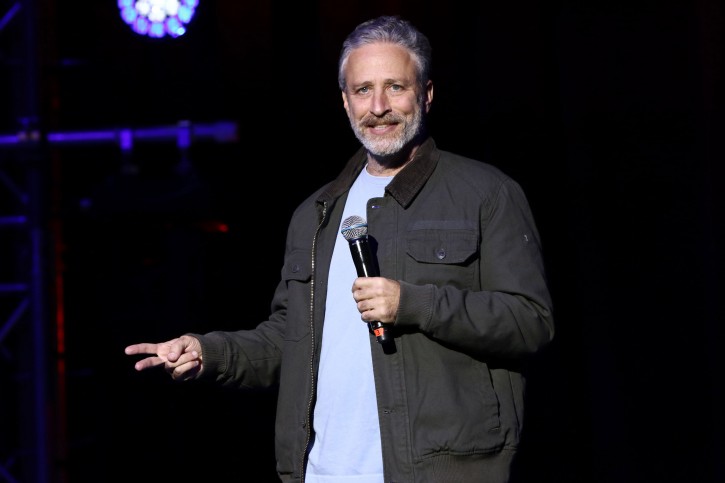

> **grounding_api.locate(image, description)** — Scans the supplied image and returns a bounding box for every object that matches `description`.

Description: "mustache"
[360,113,405,127]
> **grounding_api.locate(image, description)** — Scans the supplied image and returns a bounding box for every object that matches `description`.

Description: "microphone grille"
[341,215,368,240]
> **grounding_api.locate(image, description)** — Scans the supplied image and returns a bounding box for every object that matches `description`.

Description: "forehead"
[344,42,417,84]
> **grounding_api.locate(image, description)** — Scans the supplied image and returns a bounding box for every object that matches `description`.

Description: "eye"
[356,86,371,95]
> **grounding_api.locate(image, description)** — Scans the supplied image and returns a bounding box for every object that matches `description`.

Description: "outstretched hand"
[124,335,203,381]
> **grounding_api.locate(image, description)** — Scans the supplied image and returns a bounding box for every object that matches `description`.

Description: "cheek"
[376,93,414,117]
[346,102,368,121]
[394,97,419,115]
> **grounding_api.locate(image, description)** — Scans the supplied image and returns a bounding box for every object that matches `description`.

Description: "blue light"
[166,17,185,37]
[134,16,150,35]
[120,6,137,24]
[119,0,197,39]
[149,22,165,38]
[178,6,193,23]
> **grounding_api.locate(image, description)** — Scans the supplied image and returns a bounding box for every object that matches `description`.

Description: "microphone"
[340,215,391,345]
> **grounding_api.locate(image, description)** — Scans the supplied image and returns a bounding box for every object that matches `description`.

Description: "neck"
[365,136,425,177]
[365,153,413,177]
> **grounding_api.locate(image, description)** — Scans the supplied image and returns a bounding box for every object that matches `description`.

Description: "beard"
[348,101,425,157]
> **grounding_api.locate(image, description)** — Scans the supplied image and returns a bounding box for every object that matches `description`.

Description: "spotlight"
[118,0,199,39]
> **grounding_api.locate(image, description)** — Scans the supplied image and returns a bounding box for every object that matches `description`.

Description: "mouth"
[364,120,399,135]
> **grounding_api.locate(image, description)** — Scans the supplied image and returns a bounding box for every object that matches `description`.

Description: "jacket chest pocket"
[405,228,479,289]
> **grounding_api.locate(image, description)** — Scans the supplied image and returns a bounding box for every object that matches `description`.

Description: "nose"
[370,91,391,116]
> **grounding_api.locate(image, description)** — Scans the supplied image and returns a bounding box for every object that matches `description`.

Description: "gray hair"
[337,15,432,92]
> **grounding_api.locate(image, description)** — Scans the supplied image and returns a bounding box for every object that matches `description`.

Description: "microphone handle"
[348,238,391,344]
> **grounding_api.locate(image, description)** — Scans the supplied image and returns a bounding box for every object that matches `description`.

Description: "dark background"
[1,1,723,482]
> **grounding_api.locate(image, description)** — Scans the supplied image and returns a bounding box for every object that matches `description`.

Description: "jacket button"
[436,248,446,260]
[292,264,301,273]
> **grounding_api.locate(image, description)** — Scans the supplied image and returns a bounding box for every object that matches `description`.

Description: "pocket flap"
[407,229,478,264]
[282,249,312,282]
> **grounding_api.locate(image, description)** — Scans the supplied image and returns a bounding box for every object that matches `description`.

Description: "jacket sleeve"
[187,277,288,390]
[394,177,555,360]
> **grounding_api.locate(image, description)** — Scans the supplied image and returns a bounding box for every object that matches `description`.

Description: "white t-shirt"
[305,166,393,483]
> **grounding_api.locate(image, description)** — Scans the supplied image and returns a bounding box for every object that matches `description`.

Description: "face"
[341,42,433,157]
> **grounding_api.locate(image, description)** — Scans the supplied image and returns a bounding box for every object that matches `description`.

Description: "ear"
[425,80,434,113]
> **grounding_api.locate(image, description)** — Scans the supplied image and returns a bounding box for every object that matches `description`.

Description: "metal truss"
[0,3,239,481]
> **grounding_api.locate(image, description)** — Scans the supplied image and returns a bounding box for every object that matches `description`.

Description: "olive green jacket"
[195,137,555,483]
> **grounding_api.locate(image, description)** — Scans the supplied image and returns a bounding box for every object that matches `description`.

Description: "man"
[125,15,554,483]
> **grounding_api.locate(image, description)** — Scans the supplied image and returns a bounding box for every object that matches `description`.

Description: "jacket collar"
[317,137,439,209]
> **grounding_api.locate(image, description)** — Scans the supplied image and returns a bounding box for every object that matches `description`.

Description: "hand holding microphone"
[341,215,394,345]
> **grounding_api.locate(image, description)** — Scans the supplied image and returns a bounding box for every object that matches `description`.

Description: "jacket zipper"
[299,202,328,482]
